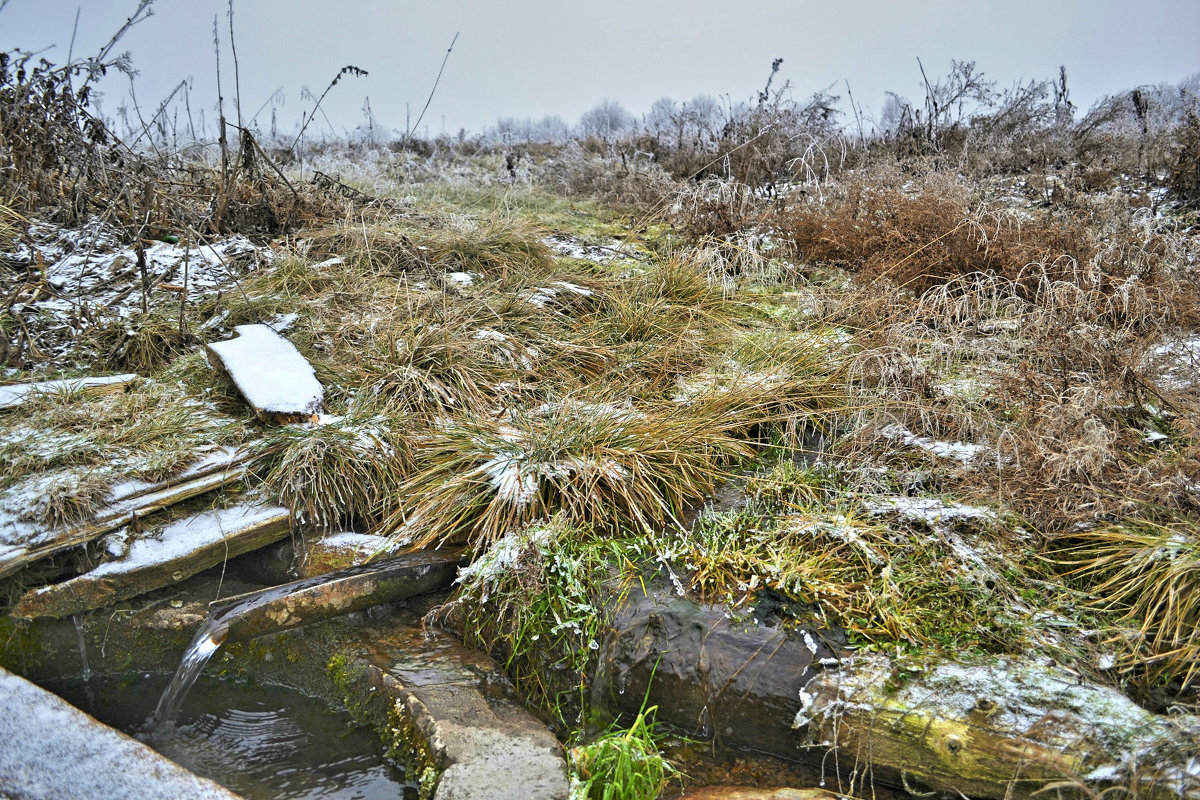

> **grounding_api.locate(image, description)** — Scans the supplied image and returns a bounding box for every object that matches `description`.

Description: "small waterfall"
[151,548,463,728]
[72,615,91,683]
[152,618,228,727]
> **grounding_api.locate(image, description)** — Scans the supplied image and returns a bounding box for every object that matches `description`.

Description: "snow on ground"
[0,668,240,800]
[544,233,625,263]
[1146,334,1200,389]
[0,218,274,367]
[866,495,997,525]
[0,374,138,412]
[11,219,268,312]
[317,532,401,560]
[0,446,244,566]
[206,324,323,417]
[879,423,987,464]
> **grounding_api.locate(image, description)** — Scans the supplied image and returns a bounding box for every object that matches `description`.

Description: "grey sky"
[3,1,1199,139]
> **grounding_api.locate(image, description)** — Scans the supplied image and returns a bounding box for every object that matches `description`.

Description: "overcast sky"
[3,0,1199,139]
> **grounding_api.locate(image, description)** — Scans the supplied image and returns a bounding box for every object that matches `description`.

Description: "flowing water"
[153,616,228,726]
[152,549,462,724]
[50,674,417,800]
[72,614,91,682]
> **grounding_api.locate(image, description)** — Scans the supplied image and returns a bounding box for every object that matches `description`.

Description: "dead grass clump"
[672,179,762,241]
[251,412,414,530]
[302,216,554,285]
[382,398,753,551]
[775,185,1095,296]
[426,222,554,282]
[1056,518,1200,692]
[301,220,424,274]
[679,332,850,446]
[89,313,196,375]
[0,201,21,249]
[18,469,111,529]
[363,319,501,417]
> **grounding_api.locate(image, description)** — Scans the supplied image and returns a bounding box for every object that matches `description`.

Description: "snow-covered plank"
[13,504,290,619]
[0,448,251,580]
[0,374,138,411]
[206,324,323,422]
[0,667,240,800]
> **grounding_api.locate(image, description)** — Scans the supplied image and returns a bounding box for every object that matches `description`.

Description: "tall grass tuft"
[251,412,413,530]
[1058,519,1200,690]
[569,706,672,800]
[382,398,753,550]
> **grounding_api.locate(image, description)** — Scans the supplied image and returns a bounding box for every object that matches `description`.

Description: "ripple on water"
[47,674,418,800]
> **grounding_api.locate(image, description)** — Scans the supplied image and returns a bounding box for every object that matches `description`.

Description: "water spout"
[151,548,464,727]
[152,620,228,726]
[72,615,91,683]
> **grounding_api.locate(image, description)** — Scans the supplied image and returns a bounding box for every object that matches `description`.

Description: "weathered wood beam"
[0,448,251,580]
[211,548,466,644]
[13,504,291,619]
[206,324,323,423]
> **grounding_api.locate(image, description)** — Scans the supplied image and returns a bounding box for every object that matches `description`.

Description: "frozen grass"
[249,409,414,530]
[383,397,754,550]
[0,379,245,490]
[662,499,1026,654]
[442,517,630,721]
[1057,518,1200,691]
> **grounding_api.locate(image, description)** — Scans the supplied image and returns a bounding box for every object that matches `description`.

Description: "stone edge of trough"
[0,665,242,800]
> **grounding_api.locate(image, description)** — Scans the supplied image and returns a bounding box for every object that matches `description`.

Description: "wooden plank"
[0,448,251,580]
[13,504,291,619]
[214,548,466,644]
[206,324,323,423]
[0,374,138,411]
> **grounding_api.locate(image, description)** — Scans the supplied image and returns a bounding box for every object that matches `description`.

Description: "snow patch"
[866,495,997,525]
[880,423,986,464]
[207,324,323,417]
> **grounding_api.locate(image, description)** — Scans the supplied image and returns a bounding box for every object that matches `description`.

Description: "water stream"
[153,619,228,726]
[152,549,462,724]
[72,614,91,683]
[51,674,416,800]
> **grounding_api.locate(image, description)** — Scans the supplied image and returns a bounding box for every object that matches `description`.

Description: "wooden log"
[13,504,291,619]
[0,374,138,411]
[209,548,466,645]
[796,654,1199,799]
[603,581,1200,800]
[0,448,251,580]
[206,324,323,423]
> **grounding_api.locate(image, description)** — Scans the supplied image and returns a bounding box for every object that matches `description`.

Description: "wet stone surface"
[597,579,844,764]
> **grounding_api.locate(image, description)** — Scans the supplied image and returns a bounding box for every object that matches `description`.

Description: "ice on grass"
[0,374,137,411]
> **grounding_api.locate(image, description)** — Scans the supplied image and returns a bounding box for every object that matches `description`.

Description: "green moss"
[0,617,43,673]
[327,651,440,788]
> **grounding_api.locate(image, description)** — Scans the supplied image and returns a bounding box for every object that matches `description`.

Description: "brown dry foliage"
[774,184,1098,295]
